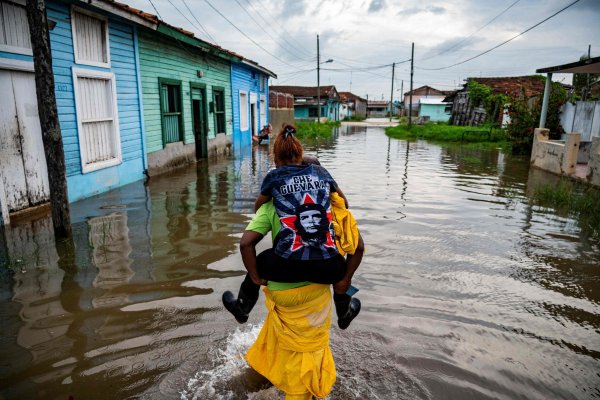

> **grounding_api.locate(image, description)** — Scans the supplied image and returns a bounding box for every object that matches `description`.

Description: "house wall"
[138,28,232,175]
[355,99,367,118]
[47,1,145,202]
[231,63,269,153]
[419,104,450,122]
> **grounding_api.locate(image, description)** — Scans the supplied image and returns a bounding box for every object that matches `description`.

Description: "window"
[71,6,110,67]
[0,1,32,55]
[308,107,317,117]
[239,90,249,131]
[159,79,183,145]
[213,88,225,134]
[259,76,265,92]
[73,68,121,173]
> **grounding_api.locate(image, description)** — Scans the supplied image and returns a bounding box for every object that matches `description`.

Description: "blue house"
[0,0,153,214]
[231,61,276,152]
[269,85,341,122]
[46,0,153,202]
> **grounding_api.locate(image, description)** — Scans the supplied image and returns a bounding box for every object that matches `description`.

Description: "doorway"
[0,69,50,213]
[191,84,208,159]
[250,92,258,140]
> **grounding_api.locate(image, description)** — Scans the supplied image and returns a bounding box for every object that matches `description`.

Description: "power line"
[419,0,581,71]
[254,0,313,57]
[241,0,313,58]
[231,0,311,60]
[419,0,521,62]
[165,0,214,44]
[181,0,217,43]
[147,0,163,19]
[202,0,299,67]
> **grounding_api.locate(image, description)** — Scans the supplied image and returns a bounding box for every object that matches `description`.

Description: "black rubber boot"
[222,280,259,324]
[334,293,361,330]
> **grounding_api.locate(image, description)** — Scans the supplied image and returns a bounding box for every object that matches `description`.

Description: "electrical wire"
[147,0,163,19]
[231,0,313,61]
[165,0,215,44]
[418,0,581,71]
[203,0,300,67]
[181,0,217,43]
[254,0,314,57]
[419,0,521,62]
[242,0,313,58]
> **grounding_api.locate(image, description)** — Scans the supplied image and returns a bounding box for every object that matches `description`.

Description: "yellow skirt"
[245,284,336,399]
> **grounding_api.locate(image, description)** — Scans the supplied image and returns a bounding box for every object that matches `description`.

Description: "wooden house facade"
[449,76,545,126]
[0,0,276,222]
[231,60,275,152]
[138,24,238,176]
[0,0,50,216]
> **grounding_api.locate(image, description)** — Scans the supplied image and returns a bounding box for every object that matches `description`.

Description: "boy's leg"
[333,292,361,330]
[222,248,278,323]
[222,274,260,323]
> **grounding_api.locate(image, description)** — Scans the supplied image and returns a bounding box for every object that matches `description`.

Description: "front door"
[191,85,207,159]
[0,69,50,213]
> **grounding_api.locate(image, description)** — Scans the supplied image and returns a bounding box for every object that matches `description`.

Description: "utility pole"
[317,34,321,123]
[584,44,591,101]
[400,79,404,116]
[366,94,369,118]
[26,0,72,237]
[389,62,395,122]
[408,42,414,128]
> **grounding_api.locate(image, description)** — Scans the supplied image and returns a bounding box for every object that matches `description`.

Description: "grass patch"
[386,122,510,147]
[532,178,600,240]
[295,121,341,140]
[343,115,366,122]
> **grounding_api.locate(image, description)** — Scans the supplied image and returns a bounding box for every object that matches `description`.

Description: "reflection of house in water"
[88,212,134,308]
[147,159,249,282]
[2,215,72,378]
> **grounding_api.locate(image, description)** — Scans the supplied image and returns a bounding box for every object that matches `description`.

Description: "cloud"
[398,5,447,16]
[368,0,385,13]
[278,0,307,19]
[427,6,446,15]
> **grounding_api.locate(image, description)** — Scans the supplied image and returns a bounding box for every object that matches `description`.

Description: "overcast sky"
[125,0,600,100]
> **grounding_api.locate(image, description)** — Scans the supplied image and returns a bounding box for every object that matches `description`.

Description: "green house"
[138,23,241,175]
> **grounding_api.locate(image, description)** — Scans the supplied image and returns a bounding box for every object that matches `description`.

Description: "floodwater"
[1,124,599,400]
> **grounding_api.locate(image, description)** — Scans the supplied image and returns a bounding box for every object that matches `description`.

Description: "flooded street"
[1,124,599,400]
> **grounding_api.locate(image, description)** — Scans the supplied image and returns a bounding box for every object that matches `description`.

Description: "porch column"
[539,72,553,128]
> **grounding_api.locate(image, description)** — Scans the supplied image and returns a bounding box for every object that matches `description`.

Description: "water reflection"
[0,126,599,399]
[0,158,252,399]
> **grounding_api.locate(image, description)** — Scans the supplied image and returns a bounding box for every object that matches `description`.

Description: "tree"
[26,0,72,237]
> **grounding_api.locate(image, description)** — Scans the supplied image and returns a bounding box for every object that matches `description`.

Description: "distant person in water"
[223,124,363,330]
[252,123,272,144]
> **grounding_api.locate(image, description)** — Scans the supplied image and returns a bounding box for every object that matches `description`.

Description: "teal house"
[137,23,243,175]
[270,85,341,122]
[418,98,451,122]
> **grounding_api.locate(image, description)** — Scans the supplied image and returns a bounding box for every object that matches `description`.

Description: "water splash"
[180,324,275,400]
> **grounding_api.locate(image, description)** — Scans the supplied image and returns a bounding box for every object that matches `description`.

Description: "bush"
[295,121,341,140]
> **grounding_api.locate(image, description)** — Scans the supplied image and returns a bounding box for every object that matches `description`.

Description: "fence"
[560,101,600,141]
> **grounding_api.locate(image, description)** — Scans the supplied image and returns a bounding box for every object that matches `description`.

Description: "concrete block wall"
[530,128,580,175]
